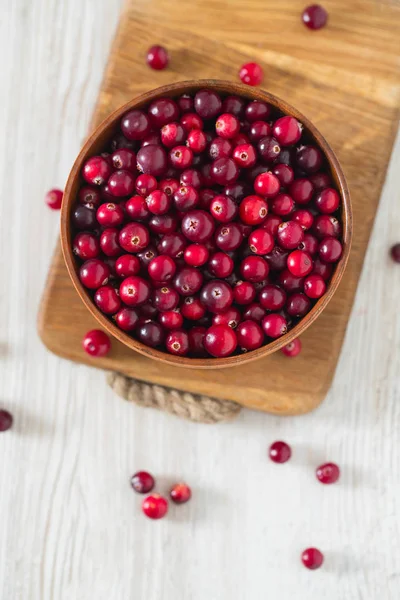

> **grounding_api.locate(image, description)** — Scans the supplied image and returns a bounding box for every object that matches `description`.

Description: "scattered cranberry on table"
[281,338,302,357]
[390,243,400,263]
[45,188,63,210]
[239,62,264,86]
[170,483,192,504]
[131,471,155,494]
[142,494,169,519]
[301,547,324,570]
[82,329,111,357]
[269,441,292,463]
[146,45,169,70]
[71,88,344,358]
[0,409,13,432]
[316,462,340,484]
[302,4,328,30]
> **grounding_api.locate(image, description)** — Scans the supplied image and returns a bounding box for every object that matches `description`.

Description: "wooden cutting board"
[38,0,400,414]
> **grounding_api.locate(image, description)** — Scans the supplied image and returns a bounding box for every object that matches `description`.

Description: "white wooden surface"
[1,1,400,598]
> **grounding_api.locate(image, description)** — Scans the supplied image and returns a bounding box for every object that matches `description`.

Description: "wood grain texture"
[2,1,400,599]
[39,0,400,413]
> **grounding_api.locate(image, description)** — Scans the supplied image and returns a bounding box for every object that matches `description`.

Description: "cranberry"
[215,223,242,251]
[170,483,192,504]
[106,170,135,197]
[148,255,176,282]
[215,113,240,139]
[204,324,237,357]
[121,110,151,140]
[158,232,186,257]
[248,121,271,142]
[212,307,241,329]
[239,62,263,86]
[148,98,179,128]
[319,237,342,262]
[272,163,294,186]
[236,320,264,351]
[233,281,256,305]
[290,178,314,204]
[248,229,274,255]
[286,292,311,317]
[239,195,268,225]
[135,174,158,196]
[111,133,137,151]
[262,314,287,338]
[168,145,193,169]
[173,185,198,211]
[390,243,400,262]
[140,303,158,320]
[258,136,281,163]
[296,145,323,173]
[181,296,205,320]
[310,172,331,190]
[181,112,203,132]
[316,462,340,484]
[72,203,97,230]
[269,441,292,463]
[166,330,189,356]
[194,89,222,120]
[100,228,121,257]
[200,163,214,186]
[262,214,282,236]
[254,171,280,198]
[173,267,203,296]
[265,247,289,271]
[119,223,150,253]
[292,208,314,230]
[220,95,245,118]
[287,249,313,277]
[209,252,234,277]
[0,410,13,432]
[125,195,150,221]
[158,310,183,330]
[188,326,207,356]
[178,94,194,113]
[94,285,121,314]
[136,245,158,268]
[73,232,100,259]
[277,221,304,249]
[181,210,215,243]
[184,243,209,267]
[211,157,239,186]
[137,321,164,347]
[185,129,206,154]
[96,202,124,226]
[130,471,155,494]
[302,4,328,29]
[111,149,136,172]
[79,259,110,289]
[299,233,319,255]
[78,186,102,206]
[209,137,233,160]
[240,256,269,282]
[313,258,333,280]
[146,44,169,69]
[281,338,302,357]
[315,188,340,214]
[45,188,63,210]
[115,307,139,331]
[119,276,151,306]
[301,547,324,570]
[273,116,302,146]
[142,494,168,519]
[277,148,294,166]
[270,193,295,216]
[312,215,341,239]
[303,273,326,298]
[82,156,112,186]
[200,280,233,313]
[159,178,179,197]
[278,269,304,293]
[209,195,237,223]
[259,284,286,311]
[145,190,170,215]
[153,286,179,311]
[180,168,203,189]
[233,144,257,168]
[82,329,111,357]
[136,145,167,177]
[246,100,271,122]
[149,214,178,235]
[160,122,185,148]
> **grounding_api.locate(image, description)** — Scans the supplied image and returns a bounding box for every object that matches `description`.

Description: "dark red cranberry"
[146,44,169,69]
[319,236,342,262]
[125,195,150,221]
[209,137,233,160]
[0,410,13,432]
[111,149,136,172]
[265,247,289,271]
[119,276,151,306]
[209,195,237,223]
[110,133,137,151]
[188,326,207,356]
[131,471,155,494]
[137,321,164,347]
[173,267,203,296]
[136,246,157,268]
[258,136,281,163]
[212,307,241,329]
[82,156,112,185]
[153,286,179,311]
[278,269,304,293]
[200,280,233,313]
[173,185,199,211]
[248,121,271,142]
[236,320,264,351]
[222,95,246,118]
[281,338,302,357]
[83,329,111,357]
[312,215,341,239]
[233,132,250,146]
[121,110,151,140]
[277,148,294,166]
[166,330,189,356]
[215,223,242,251]
[79,259,110,289]
[254,171,280,198]
[115,307,139,332]
[248,229,274,255]
[170,483,192,503]
[272,163,294,186]
[208,252,234,278]
[148,255,176,282]
[78,186,102,206]
[239,195,268,225]
[290,178,314,204]
[316,462,340,484]
[240,256,269,282]
[390,243,400,262]
[140,303,158,320]
[194,89,222,120]
[142,494,168,519]
[141,133,161,147]
[73,232,100,259]
[119,223,150,253]
[302,4,328,29]
[160,122,186,148]
[273,116,302,146]
[181,296,205,320]
[159,310,183,330]
[313,258,333,281]
[243,303,265,322]
[215,113,240,139]
[180,168,203,189]
[94,285,121,314]
[296,145,323,173]
[270,193,295,216]
[292,209,314,230]
[204,324,237,357]
[233,281,256,305]
[211,157,239,186]
[286,292,311,317]
[148,98,179,128]
[200,163,214,187]
[269,441,292,463]
[287,249,313,277]
[233,143,257,168]
[96,202,124,226]
[178,94,194,113]
[135,174,157,197]
[107,170,135,197]
[72,203,97,230]
[310,172,331,190]
[262,314,287,338]
[262,215,282,236]
[277,221,304,249]
[245,100,271,122]
[45,188,63,209]
[136,145,167,177]
[180,112,203,132]
[149,214,178,235]
[315,188,340,214]
[158,232,186,257]
[100,228,121,257]
[181,210,215,243]
[259,284,286,311]
[299,233,319,255]
[239,62,263,86]
[184,243,209,267]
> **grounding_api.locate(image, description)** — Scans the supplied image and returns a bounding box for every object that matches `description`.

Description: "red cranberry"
[159,310,183,330]
[313,258,333,280]
[73,232,100,259]
[145,190,171,215]
[173,267,203,296]
[0,410,13,432]
[131,471,155,494]
[119,223,150,253]
[278,269,304,293]
[239,195,268,225]
[96,202,124,226]
[286,292,311,317]
[301,547,324,570]
[248,229,274,255]
[265,247,289,271]
[166,330,189,356]
[215,223,242,251]
[94,285,121,314]
[83,329,111,357]
[248,121,271,142]
[125,195,151,221]
[119,276,151,306]
[233,281,256,305]
[390,243,400,262]
[79,259,110,289]
[209,252,234,278]
[107,170,135,197]
[281,338,302,357]
[310,172,331,190]
[240,256,269,282]
[149,214,178,235]
[186,129,207,153]
[204,324,237,357]
[290,178,314,204]
[316,462,340,484]
[209,137,233,160]
[299,233,319,256]
[271,193,295,216]
[188,326,207,356]
[262,215,282,236]
[236,320,264,351]
[296,145,323,173]
[194,89,222,120]
[319,237,342,262]
[239,62,263,86]
[82,156,112,185]
[259,284,286,311]
[115,307,139,331]
[142,494,168,519]
[45,188,63,209]
[269,441,292,463]
[178,94,193,113]
[136,145,167,177]
[246,101,271,123]
[180,168,203,189]
[273,116,302,146]
[254,171,280,198]
[161,122,186,148]
[184,244,209,267]
[153,286,179,311]
[262,314,287,338]
[312,215,341,239]
[200,280,233,313]
[170,483,192,504]
[122,110,151,140]
[304,273,326,298]
[287,250,313,277]
[173,185,199,211]
[181,112,203,132]
[169,145,193,169]
[100,228,121,257]
[277,221,304,249]
[211,157,239,186]
[78,186,102,206]
[315,188,340,213]
[215,113,240,139]
[210,195,238,223]
[72,203,97,230]
[272,164,294,186]
[181,210,215,243]
[137,321,164,347]
[159,178,179,197]
[302,4,328,29]
[135,174,158,196]
[212,307,241,329]
[258,136,281,163]
[181,296,205,320]
[292,209,314,230]
[148,255,176,282]
[233,144,257,168]
[111,149,136,172]
[158,232,186,257]
[146,44,169,69]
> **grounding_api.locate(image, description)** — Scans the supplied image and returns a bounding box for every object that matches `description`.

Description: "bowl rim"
[61,79,352,369]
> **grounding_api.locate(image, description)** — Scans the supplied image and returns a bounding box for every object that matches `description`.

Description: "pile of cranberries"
[71,88,343,359]
[130,470,191,519]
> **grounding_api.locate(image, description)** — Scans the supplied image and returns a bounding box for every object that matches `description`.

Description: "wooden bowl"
[61,79,352,369]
